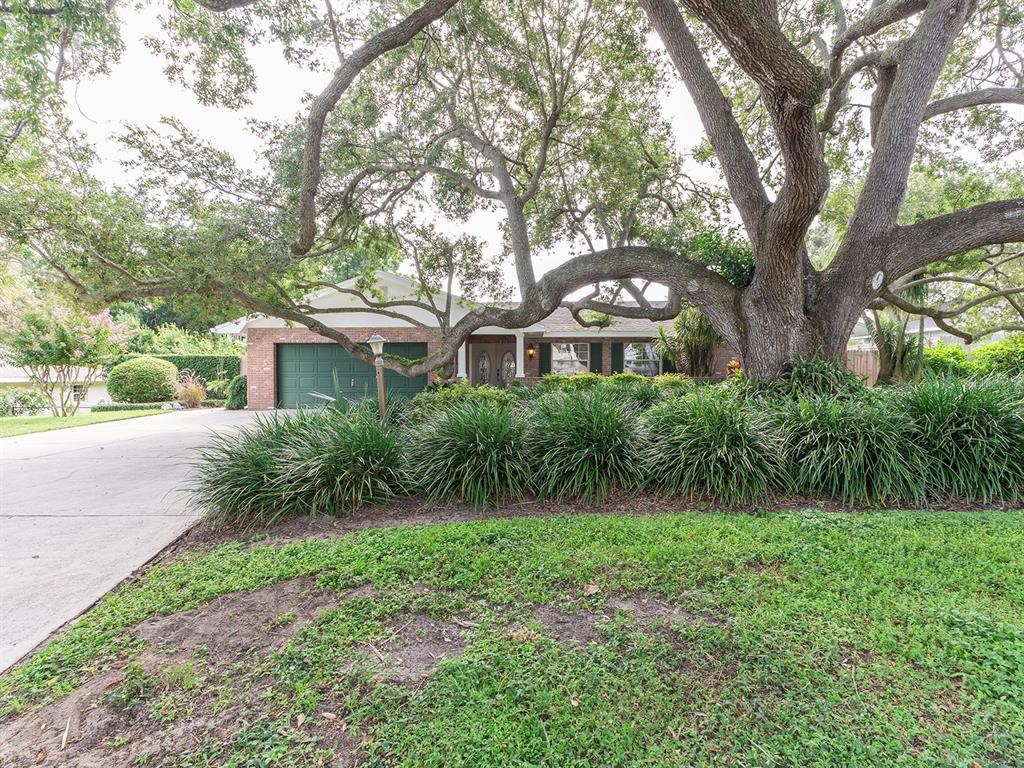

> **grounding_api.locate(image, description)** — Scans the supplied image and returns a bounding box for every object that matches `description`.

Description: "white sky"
[65,4,713,301]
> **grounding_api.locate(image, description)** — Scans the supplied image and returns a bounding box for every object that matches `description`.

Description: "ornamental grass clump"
[901,377,1024,501]
[604,372,660,410]
[407,401,529,508]
[279,409,406,514]
[525,389,642,502]
[640,390,784,505]
[190,412,311,528]
[774,394,925,505]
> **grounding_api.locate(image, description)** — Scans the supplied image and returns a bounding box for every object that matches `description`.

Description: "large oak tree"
[2,0,1023,378]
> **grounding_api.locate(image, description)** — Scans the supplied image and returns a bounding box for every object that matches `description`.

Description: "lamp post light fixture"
[366,332,387,420]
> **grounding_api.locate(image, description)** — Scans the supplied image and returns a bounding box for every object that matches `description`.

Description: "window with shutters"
[623,343,661,376]
[550,343,589,375]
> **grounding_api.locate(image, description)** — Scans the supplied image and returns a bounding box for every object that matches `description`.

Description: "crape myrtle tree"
[3,0,1024,379]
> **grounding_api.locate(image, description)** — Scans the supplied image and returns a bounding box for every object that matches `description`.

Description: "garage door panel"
[276,342,428,408]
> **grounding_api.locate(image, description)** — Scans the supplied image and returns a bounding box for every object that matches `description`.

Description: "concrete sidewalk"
[0,408,259,671]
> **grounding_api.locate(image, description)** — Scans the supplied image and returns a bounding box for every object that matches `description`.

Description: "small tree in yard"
[0,292,132,416]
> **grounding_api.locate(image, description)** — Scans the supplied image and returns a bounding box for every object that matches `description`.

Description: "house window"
[551,343,589,375]
[72,384,85,403]
[623,343,660,377]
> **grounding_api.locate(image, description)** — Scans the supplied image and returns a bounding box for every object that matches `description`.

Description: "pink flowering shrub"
[0,291,135,416]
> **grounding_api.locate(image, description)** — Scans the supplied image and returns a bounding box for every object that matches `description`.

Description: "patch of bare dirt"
[0,576,360,768]
[530,606,603,646]
[369,616,466,686]
[131,575,338,662]
[604,593,726,631]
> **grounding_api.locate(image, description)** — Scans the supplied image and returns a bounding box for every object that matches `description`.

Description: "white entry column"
[515,332,526,378]
[457,342,468,379]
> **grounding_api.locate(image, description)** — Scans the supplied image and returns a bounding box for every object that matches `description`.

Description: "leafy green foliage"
[0,389,47,417]
[655,307,721,377]
[409,381,517,421]
[407,402,529,508]
[525,389,642,501]
[971,335,1024,376]
[652,373,694,396]
[106,356,178,403]
[539,372,604,391]
[775,395,925,505]
[91,402,170,412]
[640,390,784,504]
[922,341,974,376]
[225,375,247,410]
[902,377,1024,501]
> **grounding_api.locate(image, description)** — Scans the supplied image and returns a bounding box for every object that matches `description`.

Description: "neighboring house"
[0,365,110,410]
[225,271,711,409]
[848,316,1007,350]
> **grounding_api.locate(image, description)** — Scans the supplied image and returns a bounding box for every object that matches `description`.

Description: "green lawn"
[0,408,167,438]
[2,510,1023,766]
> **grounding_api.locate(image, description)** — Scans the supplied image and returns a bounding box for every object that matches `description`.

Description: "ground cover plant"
[190,372,1024,523]
[2,511,1024,767]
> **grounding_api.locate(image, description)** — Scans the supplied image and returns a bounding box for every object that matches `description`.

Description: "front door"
[471,343,516,387]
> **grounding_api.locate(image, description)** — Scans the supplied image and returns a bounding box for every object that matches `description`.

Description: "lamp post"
[367,332,387,420]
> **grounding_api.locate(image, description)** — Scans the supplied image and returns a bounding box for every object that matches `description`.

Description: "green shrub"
[226,375,247,410]
[190,412,310,528]
[205,378,230,399]
[640,391,784,505]
[278,410,406,515]
[201,399,227,408]
[92,402,170,412]
[922,341,973,377]
[112,353,241,383]
[723,356,865,401]
[526,389,642,502]
[107,357,178,403]
[902,377,1024,501]
[409,381,516,420]
[775,395,925,505]
[652,373,694,397]
[407,402,529,507]
[971,335,1024,376]
[540,372,604,391]
[0,389,47,417]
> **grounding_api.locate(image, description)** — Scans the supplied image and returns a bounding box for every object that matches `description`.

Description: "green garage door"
[276,342,428,408]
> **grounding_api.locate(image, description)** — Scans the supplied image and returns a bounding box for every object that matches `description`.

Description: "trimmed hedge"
[107,357,178,403]
[92,402,172,412]
[972,335,1024,376]
[113,353,241,383]
[226,375,247,410]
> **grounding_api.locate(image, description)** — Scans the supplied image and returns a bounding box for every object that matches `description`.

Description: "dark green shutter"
[589,343,603,374]
[661,351,676,374]
[539,343,552,375]
[611,343,624,374]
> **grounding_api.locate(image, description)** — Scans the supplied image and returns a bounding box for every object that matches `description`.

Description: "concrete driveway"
[0,408,260,671]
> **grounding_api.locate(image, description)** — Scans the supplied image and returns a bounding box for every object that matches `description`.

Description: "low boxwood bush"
[541,372,604,391]
[640,390,784,505]
[92,402,170,412]
[774,395,925,505]
[107,357,178,403]
[407,402,529,507]
[525,389,642,502]
[409,381,516,421]
[902,377,1024,501]
[226,375,247,410]
[971,335,1024,377]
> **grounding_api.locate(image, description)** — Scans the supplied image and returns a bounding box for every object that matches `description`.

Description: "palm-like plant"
[655,307,721,378]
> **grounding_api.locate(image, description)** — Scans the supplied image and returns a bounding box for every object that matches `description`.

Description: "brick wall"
[245,326,439,410]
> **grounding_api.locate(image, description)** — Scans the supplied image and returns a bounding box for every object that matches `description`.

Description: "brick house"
[237,271,724,410]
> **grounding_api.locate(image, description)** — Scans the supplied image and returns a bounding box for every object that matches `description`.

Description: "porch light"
[527,343,536,358]
[366,332,387,358]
